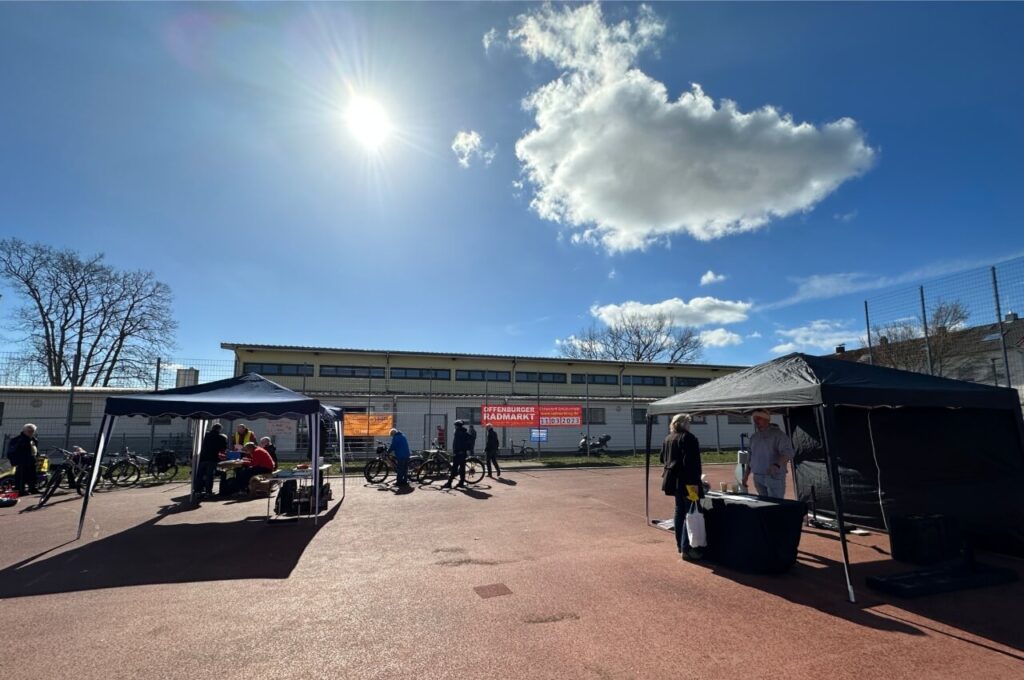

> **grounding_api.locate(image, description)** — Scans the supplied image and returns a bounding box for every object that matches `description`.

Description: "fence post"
[991,266,1013,388]
[149,357,161,452]
[630,380,636,458]
[536,379,541,459]
[63,350,81,449]
[863,300,874,365]
[585,374,591,458]
[919,286,934,375]
[426,374,433,450]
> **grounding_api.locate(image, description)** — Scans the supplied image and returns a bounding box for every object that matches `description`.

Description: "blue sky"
[1,2,1022,366]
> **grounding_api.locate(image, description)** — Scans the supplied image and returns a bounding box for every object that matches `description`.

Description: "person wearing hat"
[483,423,501,478]
[742,410,795,499]
[441,420,471,489]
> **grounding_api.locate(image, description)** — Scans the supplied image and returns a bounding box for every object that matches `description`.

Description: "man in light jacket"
[742,410,795,499]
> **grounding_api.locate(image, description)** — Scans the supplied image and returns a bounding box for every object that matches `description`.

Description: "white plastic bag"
[685,502,707,549]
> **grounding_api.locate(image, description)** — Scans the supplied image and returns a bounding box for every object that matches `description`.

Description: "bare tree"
[870,300,972,377]
[559,312,703,363]
[0,239,177,386]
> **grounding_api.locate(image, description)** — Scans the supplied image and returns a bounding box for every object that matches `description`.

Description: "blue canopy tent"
[78,373,346,539]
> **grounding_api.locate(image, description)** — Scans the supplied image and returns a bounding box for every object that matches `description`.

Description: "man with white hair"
[6,423,40,496]
[742,410,795,499]
[387,428,411,487]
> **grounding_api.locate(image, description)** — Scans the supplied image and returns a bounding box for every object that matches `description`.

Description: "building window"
[242,363,313,377]
[390,368,451,380]
[455,370,512,382]
[632,408,658,425]
[623,375,667,386]
[515,371,567,384]
[455,407,483,425]
[571,374,619,385]
[691,415,707,425]
[320,365,386,379]
[727,414,750,425]
[71,402,92,426]
[582,408,606,425]
[672,377,711,388]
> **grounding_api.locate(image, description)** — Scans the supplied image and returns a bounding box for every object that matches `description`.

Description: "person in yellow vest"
[232,424,257,451]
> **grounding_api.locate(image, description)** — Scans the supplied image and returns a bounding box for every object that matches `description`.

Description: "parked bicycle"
[419,447,485,485]
[105,448,179,487]
[364,442,424,484]
[509,439,537,460]
[37,450,111,507]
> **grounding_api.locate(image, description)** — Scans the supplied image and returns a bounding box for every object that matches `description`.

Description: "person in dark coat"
[259,437,278,468]
[7,423,40,495]
[195,423,228,497]
[468,424,477,454]
[660,413,703,560]
[442,420,471,488]
[483,423,501,478]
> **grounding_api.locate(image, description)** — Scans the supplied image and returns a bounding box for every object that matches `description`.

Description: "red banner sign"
[480,405,582,427]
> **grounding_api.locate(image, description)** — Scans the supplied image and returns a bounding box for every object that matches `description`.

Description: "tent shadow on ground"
[0,500,342,599]
[690,540,1023,658]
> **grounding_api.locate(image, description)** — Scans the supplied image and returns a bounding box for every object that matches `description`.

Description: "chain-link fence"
[859,256,1024,400]
[1,354,750,463]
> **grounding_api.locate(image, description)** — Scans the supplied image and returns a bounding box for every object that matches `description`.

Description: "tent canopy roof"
[104,373,323,419]
[648,353,1022,415]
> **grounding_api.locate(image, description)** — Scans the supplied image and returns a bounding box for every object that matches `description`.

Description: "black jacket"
[6,433,37,465]
[484,429,499,453]
[660,431,702,495]
[452,425,472,455]
[198,431,229,463]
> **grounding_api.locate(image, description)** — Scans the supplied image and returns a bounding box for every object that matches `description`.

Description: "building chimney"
[1006,312,1019,323]
[835,344,846,354]
[176,368,199,387]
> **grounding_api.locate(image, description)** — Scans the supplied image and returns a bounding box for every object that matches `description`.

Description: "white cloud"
[608,268,617,280]
[770,319,860,354]
[747,331,762,339]
[507,3,875,252]
[483,28,499,52]
[451,130,496,168]
[591,296,751,328]
[700,270,727,286]
[700,328,743,347]
[833,210,858,223]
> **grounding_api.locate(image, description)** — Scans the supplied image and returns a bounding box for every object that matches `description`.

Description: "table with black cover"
[699,492,807,573]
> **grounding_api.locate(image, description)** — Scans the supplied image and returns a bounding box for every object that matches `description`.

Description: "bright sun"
[344,97,392,151]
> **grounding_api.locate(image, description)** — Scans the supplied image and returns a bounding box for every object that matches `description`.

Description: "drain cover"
[474,583,512,599]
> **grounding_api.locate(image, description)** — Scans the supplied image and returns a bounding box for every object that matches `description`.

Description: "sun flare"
[344,96,392,151]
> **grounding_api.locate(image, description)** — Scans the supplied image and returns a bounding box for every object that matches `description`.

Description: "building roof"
[221,342,746,372]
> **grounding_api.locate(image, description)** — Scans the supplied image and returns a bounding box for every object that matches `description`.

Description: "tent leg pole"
[645,415,653,526]
[78,415,115,540]
[190,418,205,506]
[820,405,856,603]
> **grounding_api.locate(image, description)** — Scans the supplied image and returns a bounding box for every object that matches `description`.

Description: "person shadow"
[495,477,517,486]
[0,499,342,599]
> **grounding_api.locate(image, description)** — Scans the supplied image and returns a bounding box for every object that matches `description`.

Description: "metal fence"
[0,355,750,462]
[860,256,1024,397]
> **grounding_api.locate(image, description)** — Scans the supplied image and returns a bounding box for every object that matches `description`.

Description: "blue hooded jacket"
[388,430,411,459]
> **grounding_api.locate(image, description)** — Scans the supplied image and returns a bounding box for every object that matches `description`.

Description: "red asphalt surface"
[1,466,1021,680]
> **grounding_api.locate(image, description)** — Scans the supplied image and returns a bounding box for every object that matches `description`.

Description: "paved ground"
[1,467,1021,680]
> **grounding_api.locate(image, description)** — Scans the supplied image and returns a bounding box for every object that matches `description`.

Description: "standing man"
[742,410,795,499]
[388,428,411,487]
[441,420,471,489]
[7,423,40,496]
[468,424,478,455]
[483,423,501,478]
[232,423,256,450]
[195,423,228,498]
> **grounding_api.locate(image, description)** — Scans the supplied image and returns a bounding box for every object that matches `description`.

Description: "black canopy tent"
[78,373,347,539]
[645,353,1024,602]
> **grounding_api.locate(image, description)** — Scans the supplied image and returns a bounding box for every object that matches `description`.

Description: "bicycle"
[509,439,537,460]
[363,442,424,484]
[420,448,485,486]
[106,449,179,486]
[37,452,111,507]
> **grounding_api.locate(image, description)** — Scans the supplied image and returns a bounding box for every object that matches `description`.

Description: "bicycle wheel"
[152,463,178,484]
[364,459,389,484]
[464,457,485,485]
[420,458,445,484]
[523,447,537,459]
[76,466,106,496]
[108,460,141,487]
[37,469,64,507]
[408,456,424,482]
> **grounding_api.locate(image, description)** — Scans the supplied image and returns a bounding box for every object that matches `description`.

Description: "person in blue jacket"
[388,428,411,486]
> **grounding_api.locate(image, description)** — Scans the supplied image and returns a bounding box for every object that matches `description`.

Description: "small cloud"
[747,331,762,339]
[700,270,727,286]
[591,296,751,328]
[700,328,743,347]
[608,268,617,280]
[770,319,860,354]
[451,130,497,168]
[833,210,858,223]
[483,27,508,53]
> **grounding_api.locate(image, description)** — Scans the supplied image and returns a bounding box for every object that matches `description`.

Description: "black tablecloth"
[699,492,807,573]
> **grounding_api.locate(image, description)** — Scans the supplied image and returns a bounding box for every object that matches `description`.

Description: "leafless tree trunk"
[559,312,703,363]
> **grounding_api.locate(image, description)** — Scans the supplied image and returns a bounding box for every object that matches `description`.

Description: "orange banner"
[343,414,394,437]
